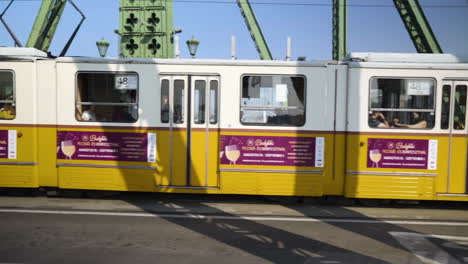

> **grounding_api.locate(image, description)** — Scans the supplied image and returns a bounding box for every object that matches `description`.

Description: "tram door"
[441,80,468,194]
[159,75,219,188]
[190,76,220,187]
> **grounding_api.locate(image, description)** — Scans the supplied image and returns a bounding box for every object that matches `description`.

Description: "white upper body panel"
[3,49,468,134]
[346,66,468,134]
[54,59,334,131]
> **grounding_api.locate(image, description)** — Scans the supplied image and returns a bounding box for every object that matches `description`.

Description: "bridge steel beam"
[393,0,442,53]
[27,0,67,51]
[332,0,347,61]
[237,0,273,60]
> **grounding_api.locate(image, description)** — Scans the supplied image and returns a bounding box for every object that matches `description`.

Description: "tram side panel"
[55,62,160,192]
[435,77,468,199]
[324,64,348,196]
[218,65,338,196]
[36,60,59,187]
[47,60,341,196]
[344,65,468,201]
[0,61,39,188]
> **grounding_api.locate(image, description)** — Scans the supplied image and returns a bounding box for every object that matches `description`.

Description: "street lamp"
[186,36,199,59]
[96,38,110,57]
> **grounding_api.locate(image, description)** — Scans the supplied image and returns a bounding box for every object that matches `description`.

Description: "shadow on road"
[120,194,391,264]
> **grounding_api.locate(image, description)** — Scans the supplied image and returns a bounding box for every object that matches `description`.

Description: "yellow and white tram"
[1,47,468,201]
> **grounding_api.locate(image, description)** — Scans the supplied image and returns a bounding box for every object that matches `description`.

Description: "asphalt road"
[0,196,467,264]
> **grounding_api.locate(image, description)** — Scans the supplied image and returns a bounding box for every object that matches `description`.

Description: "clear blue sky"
[1,0,467,60]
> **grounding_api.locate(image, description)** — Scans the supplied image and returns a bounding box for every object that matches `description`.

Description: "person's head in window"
[454,116,465,129]
[369,111,389,128]
[81,105,96,121]
[410,112,424,124]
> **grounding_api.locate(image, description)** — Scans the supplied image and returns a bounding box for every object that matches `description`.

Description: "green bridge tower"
[118,0,175,58]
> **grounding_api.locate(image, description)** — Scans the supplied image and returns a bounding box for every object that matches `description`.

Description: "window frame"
[75,71,140,123]
[193,79,206,125]
[453,84,468,130]
[160,79,170,124]
[239,73,307,127]
[367,76,437,130]
[0,70,16,121]
[209,79,219,125]
[441,84,451,130]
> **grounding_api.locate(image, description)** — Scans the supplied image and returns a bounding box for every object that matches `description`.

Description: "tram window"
[173,80,185,124]
[240,75,305,126]
[76,72,138,123]
[0,71,15,120]
[161,79,169,123]
[194,80,206,124]
[369,78,435,129]
[441,85,451,129]
[210,80,218,124]
[454,85,467,130]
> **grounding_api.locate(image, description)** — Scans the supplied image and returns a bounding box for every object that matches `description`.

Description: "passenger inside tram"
[368,111,389,128]
[0,103,15,119]
[454,117,465,130]
[81,105,97,121]
[0,82,14,120]
[392,112,428,129]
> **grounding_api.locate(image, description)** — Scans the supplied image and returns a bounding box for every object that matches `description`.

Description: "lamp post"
[186,36,199,59]
[96,38,110,57]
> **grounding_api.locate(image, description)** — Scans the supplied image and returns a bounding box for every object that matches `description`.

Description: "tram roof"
[345,53,468,70]
[54,56,333,67]
[2,48,468,70]
[0,47,48,57]
[0,47,333,66]
[346,52,468,64]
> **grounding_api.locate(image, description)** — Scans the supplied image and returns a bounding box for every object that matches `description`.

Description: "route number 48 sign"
[115,75,138,90]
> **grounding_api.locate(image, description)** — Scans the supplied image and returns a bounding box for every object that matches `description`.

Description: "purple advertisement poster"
[367,138,438,170]
[220,135,325,167]
[0,130,7,158]
[57,131,157,162]
[0,130,16,159]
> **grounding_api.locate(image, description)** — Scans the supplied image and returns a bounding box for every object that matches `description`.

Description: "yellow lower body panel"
[435,194,468,201]
[346,133,468,200]
[2,124,468,201]
[0,165,38,187]
[221,172,324,196]
[448,136,467,194]
[0,126,38,188]
[59,167,156,192]
[37,127,58,187]
[345,174,435,200]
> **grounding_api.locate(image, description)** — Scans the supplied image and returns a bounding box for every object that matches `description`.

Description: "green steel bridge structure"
[0,0,443,60]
